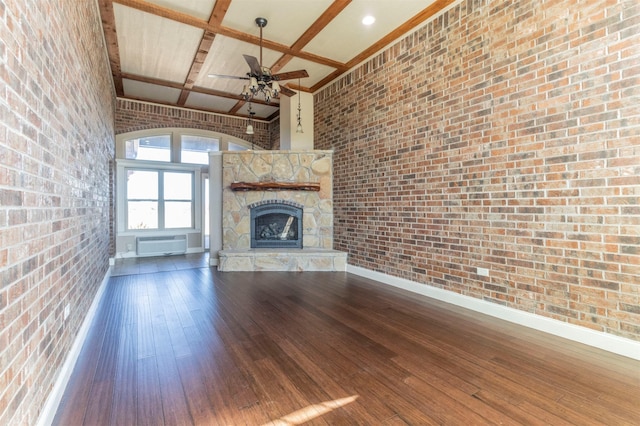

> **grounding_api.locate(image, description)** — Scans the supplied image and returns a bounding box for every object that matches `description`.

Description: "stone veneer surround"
[219,150,346,271]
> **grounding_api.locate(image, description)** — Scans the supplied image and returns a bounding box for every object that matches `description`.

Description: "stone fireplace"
[216,150,346,271]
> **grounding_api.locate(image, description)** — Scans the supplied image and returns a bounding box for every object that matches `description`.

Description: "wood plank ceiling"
[98,0,456,120]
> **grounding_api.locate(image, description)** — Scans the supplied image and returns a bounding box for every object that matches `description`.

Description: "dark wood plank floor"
[54,259,640,425]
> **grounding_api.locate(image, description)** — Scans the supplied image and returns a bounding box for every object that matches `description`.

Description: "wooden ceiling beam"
[310,69,348,93]
[121,72,185,90]
[218,26,345,69]
[290,0,351,53]
[229,101,245,115]
[98,0,124,96]
[344,0,457,70]
[208,0,232,30]
[178,30,216,105]
[307,0,456,92]
[228,100,279,121]
[110,0,455,121]
[266,110,280,122]
[178,0,232,106]
[115,0,205,28]
[121,72,276,107]
[113,0,345,70]
[271,0,351,74]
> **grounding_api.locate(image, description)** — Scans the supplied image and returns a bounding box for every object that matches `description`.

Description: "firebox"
[250,202,303,249]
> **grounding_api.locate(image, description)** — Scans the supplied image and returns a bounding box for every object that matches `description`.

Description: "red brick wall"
[315,0,640,341]
[0,1,115,424]
[116,99,274,150]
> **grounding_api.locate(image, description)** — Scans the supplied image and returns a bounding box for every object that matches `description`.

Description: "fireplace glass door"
[250,203,303,249]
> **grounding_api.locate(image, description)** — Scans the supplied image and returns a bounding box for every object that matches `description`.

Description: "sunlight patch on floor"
[262,395,359,425]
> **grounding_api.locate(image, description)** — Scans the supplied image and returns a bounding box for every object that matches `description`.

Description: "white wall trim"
[347,264,640,361]
[37,267,112,426]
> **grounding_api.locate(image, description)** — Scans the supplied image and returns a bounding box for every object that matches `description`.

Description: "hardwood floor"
[110,253,210,276]
[54,255,640,425]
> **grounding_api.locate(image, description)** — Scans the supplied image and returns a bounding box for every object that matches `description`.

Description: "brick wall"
[315,0,640,341]
[0,1,115,424]
[116,99,274,150]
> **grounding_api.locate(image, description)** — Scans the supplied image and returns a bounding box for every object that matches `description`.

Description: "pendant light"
[296,78,303,133]
[246,102,255,135]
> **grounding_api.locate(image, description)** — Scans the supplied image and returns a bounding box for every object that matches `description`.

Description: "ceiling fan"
[208,17,309,102]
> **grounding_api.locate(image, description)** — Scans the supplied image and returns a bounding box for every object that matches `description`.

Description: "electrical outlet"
[477,267,490,277]
[64,303,70,320]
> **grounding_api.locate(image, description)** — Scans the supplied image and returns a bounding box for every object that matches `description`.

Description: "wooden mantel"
[230,182,321,192]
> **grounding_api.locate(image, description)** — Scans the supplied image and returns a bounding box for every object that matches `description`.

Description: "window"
[115,129,250,246]
[181,135,219,165]
[125,169,194,230]
[127,170,159,229]
[117,128,251,164]
[125,135,171,162]
[228,141,248,151]
[164,172,193,228]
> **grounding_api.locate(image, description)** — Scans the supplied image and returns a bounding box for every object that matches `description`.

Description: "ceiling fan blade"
[278,86,297,97]
[208,74,249,80]
[272,70,309,81]
[243,54,262,76]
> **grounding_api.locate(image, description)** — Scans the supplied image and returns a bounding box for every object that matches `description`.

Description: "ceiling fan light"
[249,77,258,90]
[271,81,280,93]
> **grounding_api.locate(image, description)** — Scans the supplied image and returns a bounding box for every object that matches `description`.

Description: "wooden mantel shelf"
[230,182,321,192]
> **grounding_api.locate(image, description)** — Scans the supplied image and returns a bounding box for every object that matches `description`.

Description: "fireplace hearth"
[250,202,303,249]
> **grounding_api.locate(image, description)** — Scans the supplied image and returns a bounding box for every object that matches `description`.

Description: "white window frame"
[116,159,202,236]
[115,128,252,163]
[125,168,195,231]
[115,128,250,249]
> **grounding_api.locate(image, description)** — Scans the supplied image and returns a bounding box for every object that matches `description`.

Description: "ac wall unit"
[136,235,187,256]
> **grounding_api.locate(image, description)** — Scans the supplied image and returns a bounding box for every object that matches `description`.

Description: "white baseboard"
[37,267,112,426]
[347,264,640,361]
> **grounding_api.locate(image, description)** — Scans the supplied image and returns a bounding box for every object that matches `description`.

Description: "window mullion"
[158,171,165,230]
[171,131,181,163]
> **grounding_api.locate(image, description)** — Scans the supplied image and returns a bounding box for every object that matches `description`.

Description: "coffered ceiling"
[99,0,455,120]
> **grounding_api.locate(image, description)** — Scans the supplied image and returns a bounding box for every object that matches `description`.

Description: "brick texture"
[116,99,275,150]
[0,0,115,424]
[315,0,640,340]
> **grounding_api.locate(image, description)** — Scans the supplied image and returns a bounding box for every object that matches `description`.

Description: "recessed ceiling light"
[362,15,375,26]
